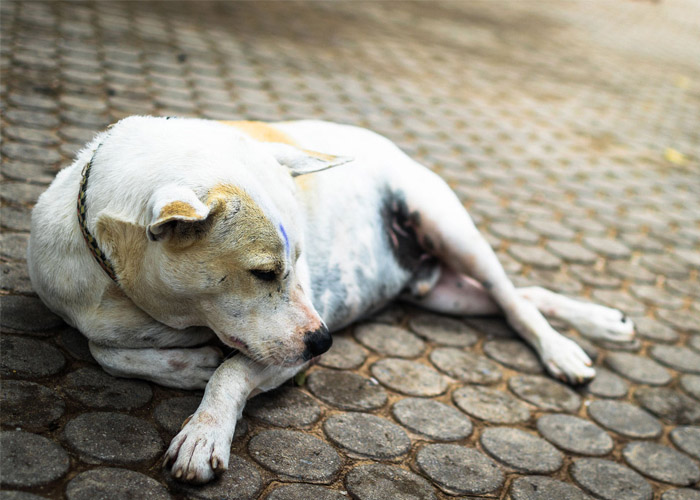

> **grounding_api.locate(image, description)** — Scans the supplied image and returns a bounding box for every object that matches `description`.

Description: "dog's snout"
[303,325,332,358]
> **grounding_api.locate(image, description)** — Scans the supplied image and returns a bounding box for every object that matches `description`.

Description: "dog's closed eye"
[250,269,276,282]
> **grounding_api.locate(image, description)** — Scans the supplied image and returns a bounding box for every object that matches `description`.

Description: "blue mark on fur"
[279,224,289,256]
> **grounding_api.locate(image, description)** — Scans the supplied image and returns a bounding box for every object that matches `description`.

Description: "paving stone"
[307,369,387,410]
[1,261,34,294]
[670,426,700,460]
[154,396,202,434]
[570,458,652,500]
[680,374,700,401]
[662,490,700,500]
[481,427,563,473]
[622,441,700,486]
[508,244,562,270]
[1,205,32,232]
[633,317,680,343]
[483,339,543,374]
[63,367,152,410]
[666,279,700,300]
[605,352,672,386]
[570,265,622,289]
[323,412,410,459]
[65,468,172,500]
[583,236,631,259]
[619,232,665,253]
[344,463,436,500]
[641,255,689,280]
[368,304,405,325]
[415,443,504,495]
[429,347,502,384]
[249,430,340,483]
[0,380,65,430]
[635,387,700,425]
[316,334,367,370]
[508,375,581,412]
[546,240,598,264]
[650,345,700,374]
[0,491,48,500]
[657,310,700,334]
[370,359,448,397]
[630,285,685,310]
[0,233,29,261]
[607,260,657,284]
[171,455,262,500]
[64,412,163,465]
[509,476,594,500]
[0,295,64,332]
[354,323,425,358]
[0,335,66,378]
[391,397,472,441]
[408,313,479,347]
[58,329,95,362]
[587,399,662,438]
[590,289,647,316]
[689,336,700,353]
[265,483,347,500]
[0,431,70,487]
[245,386,320,427]
[585,367,629,398]
[526,219,575,241]
[453,385,531,423]
[537,413,613,456]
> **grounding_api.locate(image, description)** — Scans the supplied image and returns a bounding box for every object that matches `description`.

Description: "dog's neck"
[77,146,120,284]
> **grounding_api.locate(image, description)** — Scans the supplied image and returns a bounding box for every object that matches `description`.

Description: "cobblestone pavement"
[1,1,699,499]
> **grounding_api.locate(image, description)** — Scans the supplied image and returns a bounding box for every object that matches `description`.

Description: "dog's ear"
[146,185,211,241]
[265,143,353,177]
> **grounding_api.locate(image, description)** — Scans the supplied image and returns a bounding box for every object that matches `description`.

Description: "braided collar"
[77,149,119,284]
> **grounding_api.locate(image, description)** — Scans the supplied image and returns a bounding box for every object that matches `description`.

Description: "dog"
[28,116,635,483]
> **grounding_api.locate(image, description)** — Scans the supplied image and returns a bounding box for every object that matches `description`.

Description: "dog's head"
[93,117,349,366]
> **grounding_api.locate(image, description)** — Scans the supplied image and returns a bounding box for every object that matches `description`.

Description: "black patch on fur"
[381,190,431,271]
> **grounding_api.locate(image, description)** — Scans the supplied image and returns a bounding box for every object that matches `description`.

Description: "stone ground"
[1,1,699,499]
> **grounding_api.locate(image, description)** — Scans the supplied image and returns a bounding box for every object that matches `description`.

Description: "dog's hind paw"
[540,335,596,385]
[164,411,232,484]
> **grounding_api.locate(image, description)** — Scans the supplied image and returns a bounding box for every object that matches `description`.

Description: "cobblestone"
[171,455,262,500]
[265,484,346,500]
[662,490,700,500]
[510,476,594,500]
[481,427,563,473]
[650,345,700,374]
[0,335,66,378]
[307,369,387,411]
[0,380,65,430]
[65,468,172,500]
[408,314,478,347]
[391,397,472,441]
[0,431,70,487]
[324,412,410,459]
[63,367,152,410]
[483,339,543,374]
[669,426,700,460]
[370,359,448,397]
[0,295,64,333]
[622,441,700,486]
[64,412,163,465]
[344,464,436,500]
[429,347,502,384]
[587,399,662,438]
[633,317,680,343]
[571,458,652,500]
[354,323,425,358]
[249,430,340,483]
[635,387,700,425]
[585,367,629,398]
[245,386,320,428]
[508,375,581,413]
[316,334,367,370]
[537,414,613,456]
[453,385,531,423]
[415,443,504,495]
[605,352,672,386]
[680,375,700,401]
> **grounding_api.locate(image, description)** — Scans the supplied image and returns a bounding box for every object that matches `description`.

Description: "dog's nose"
[303,325,332,358]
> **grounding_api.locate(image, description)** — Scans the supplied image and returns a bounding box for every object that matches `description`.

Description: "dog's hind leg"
[391,164,595,384]
[89,342,222,390]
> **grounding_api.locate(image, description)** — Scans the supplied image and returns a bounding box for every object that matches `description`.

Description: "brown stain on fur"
[219,120,297,146]
[158,201,200,221]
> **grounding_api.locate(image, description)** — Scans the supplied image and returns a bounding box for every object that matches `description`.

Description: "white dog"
[28,116,634,483]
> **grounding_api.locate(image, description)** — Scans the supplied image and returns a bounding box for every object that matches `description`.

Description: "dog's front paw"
[572,304,635,343]
[540,335,596,385]
[164,411,232,483]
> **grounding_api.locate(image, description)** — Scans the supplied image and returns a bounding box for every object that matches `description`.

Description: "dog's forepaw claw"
[165,412,233,484]
[542,335,596,385]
